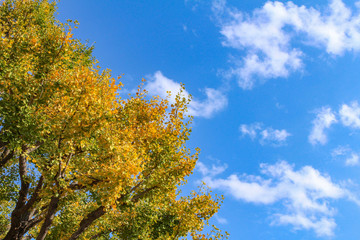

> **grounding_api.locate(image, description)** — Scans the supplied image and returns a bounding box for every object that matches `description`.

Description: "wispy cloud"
[145,71,227,118]
[201,161,358,237]
[196,161,227,177]
[214,0,360,89]
[260,128,291,145]
[239,122,262,140]
[240,122,291,146]
[214,214,228,224]
[332,145,360,166]
[309,107,337,145]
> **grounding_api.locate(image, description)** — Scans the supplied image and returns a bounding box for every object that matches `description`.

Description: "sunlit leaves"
[0,0,226,239]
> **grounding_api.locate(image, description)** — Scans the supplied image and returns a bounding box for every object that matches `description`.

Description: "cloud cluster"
[240,122,291,146]
[215,0,360,89]
[309,101,360,146]
[202,161,356,237]
[145,71,227,118]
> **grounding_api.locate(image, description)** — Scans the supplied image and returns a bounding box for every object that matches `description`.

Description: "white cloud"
[332,146,360,166]
[309,107,337,145]
[239,122,262,140]
[345,153,359,166]
[308,101,360,145]
[331,145,351,157]
[189,88,228,118]
[196,161,227,177]
[260,128,291,145]
[215,0,360,89]
[145,71,227,118]
[204,161,357,237]
[205,174,279,204]
[240,122,291,146]
[275,214,336,237]
[339,101,360,128]
[214,214,228,224]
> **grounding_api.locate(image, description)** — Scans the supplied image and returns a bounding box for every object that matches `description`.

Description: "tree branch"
[36,196,60,240]
[61,153,73,178]
[131,186,158,203]
[16,155,30,209]
[68,177,102,191]
[0,148,14,168]
[23,214,44,234]
[25,142,42,154]
[0,140,8,148]
[68,206,106,240]
[3,173,44,240]
[22,176,44,213]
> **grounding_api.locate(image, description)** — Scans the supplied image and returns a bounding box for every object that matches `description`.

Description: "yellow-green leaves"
[0,0,227,239]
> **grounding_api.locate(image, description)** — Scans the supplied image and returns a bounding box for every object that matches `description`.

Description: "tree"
[0,0,228,239]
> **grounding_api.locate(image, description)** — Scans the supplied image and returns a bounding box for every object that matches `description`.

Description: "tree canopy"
[0,0,227,239]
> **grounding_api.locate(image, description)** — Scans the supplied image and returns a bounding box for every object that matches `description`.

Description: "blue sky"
[58,0,360,239]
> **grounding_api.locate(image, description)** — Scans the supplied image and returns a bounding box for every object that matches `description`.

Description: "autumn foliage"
[0,0,227,239]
